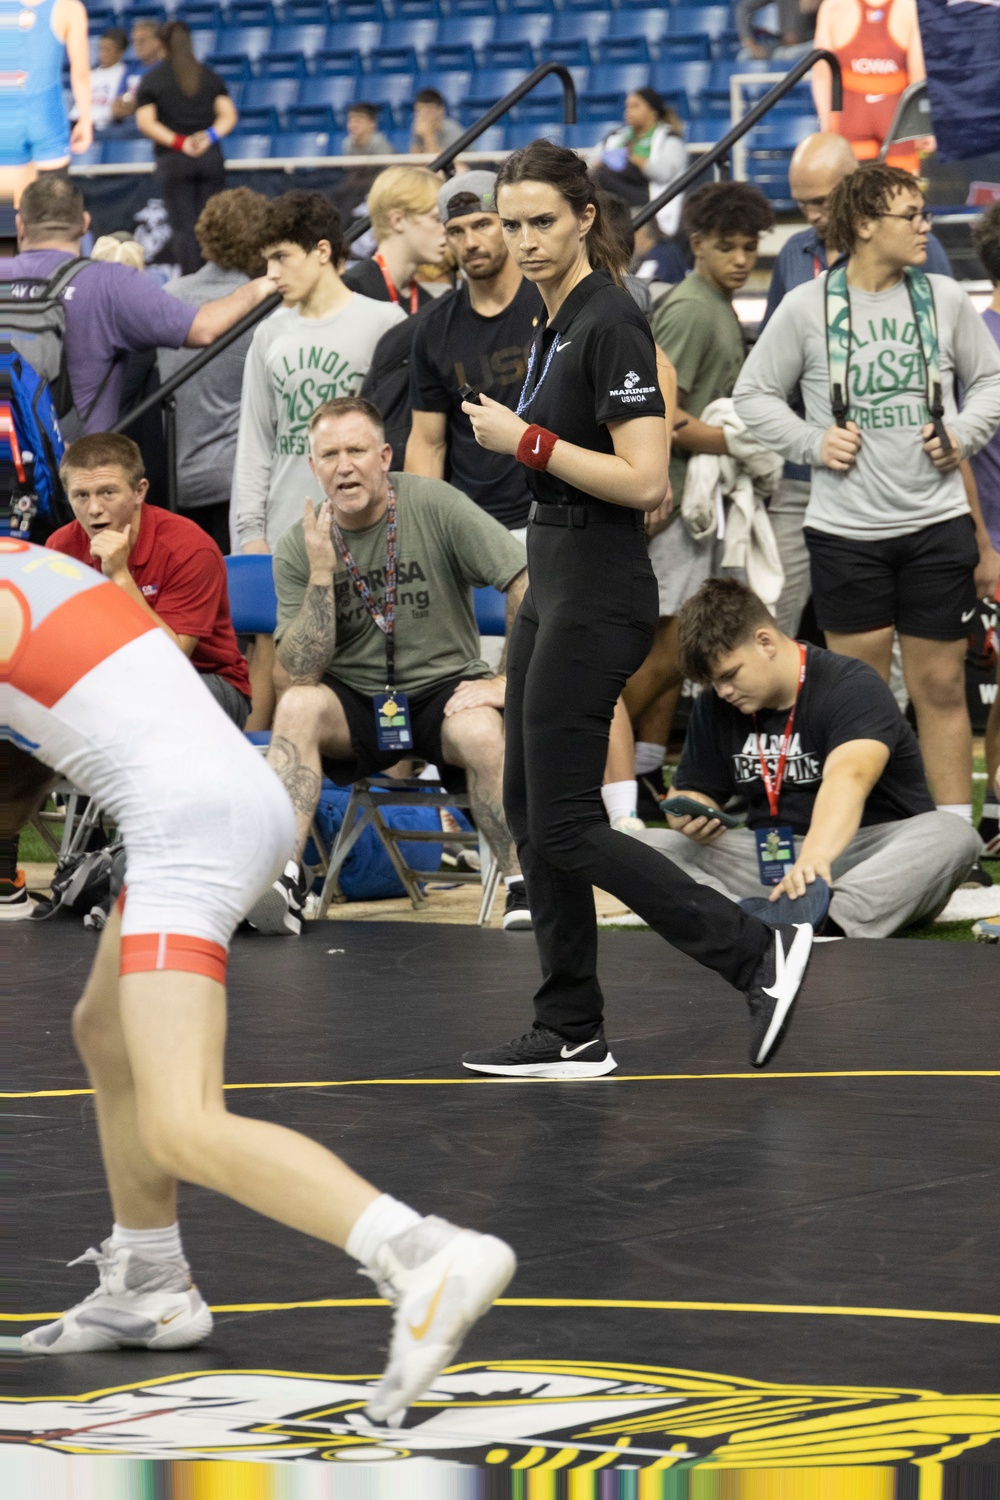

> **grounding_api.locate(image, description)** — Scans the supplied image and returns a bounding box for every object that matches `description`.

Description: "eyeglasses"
[794,196,829,212]
[881,208,934,228]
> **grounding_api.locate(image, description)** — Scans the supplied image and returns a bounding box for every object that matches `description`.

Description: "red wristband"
[516,424,558,472]
[170,133,187,152]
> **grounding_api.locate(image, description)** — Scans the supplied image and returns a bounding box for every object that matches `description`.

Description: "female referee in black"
[459,141,814,1078]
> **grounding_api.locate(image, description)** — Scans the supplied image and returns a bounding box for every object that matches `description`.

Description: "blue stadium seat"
[505,121,565,150]
[370,45,419,73]
[565,121,616,151]
[295,72,358,121]
[550,10,610,49]
[379,16,438,56]
[482,41,535,70]
[232,105,281,131]
[204,54,253,81]
[548,39,594,67]
[102,138,155,164]
[85,6,119,30]
[330,0,385,19]
[270,130,332,157]
[226,1,277,24]
[425,44,477,71]
[361,72,418,121]
[314,48,364,74]
[73,143,106,168]
[505,0,555,12]
[449,0,496,15]
[323,19,382,56]
[242,76,300,117]
[586,64,652,97]
[515,65,586,119]
[412,69,471,110]
[466,123,506,151]
[607,9,671,48]
[392,0,441,17]
[708,57,769,89]
[668,9,733,42]
[268,24,328,59]
[222,133,273,159]
[747,114,816,150]
[190,29,219,61]
[433,15,494,54]
[601,37,653,65]
[687,116,731,144]
[210,25,271,61]
[651,59,710,103]
[283,0,331,21]
[259,53,310,79]
[491,13,552,50]
[466,68,530,109]
[660,35,713,62]
[176,4,222,27]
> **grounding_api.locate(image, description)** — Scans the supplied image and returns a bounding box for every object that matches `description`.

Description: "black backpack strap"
[43,256,94,301]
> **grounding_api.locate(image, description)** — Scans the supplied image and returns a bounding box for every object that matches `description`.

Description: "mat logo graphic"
[2,1362,998,1469]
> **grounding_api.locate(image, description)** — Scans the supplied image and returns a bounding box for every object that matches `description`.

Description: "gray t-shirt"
[733,272,1000,540]
[409,115,464,153]
[159,262,250,511]
[341,131,394,155]
[233,290,406,550]
[273,473,527,696]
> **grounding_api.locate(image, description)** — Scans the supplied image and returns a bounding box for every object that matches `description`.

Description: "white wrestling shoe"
[21,1241,213,1354]
[364,1216,516,1426]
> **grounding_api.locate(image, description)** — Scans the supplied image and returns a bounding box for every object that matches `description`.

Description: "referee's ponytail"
[495,140,629,287]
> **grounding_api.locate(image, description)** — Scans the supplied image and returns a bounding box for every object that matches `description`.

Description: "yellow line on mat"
[3,1297,997,1326]
[4,1069,998,1099]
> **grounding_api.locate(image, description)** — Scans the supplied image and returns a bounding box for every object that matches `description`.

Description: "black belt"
[528,501,643,530]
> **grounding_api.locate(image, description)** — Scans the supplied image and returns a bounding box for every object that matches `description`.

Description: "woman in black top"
[460,141,810,1078]
[136,23,236,275]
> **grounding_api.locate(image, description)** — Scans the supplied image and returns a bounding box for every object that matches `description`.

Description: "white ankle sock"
[504,874,524,890]
[981,800,999,819]
[346,1194,422,1268]
[634,741,665,776]
[602,780,638,823]
[110,1222,185,1261]
[938,803,973,825]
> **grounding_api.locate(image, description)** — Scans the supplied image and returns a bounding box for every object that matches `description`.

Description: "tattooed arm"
[275,499,338,687]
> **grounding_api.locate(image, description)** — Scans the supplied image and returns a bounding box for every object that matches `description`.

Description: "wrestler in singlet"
[1,537,293,975]
[831,0,918,172]
[0,0,71,168]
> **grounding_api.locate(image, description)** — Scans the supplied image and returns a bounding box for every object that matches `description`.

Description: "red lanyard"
[373,251,419,315]
[754,643,807,821]
[812,254,823,279]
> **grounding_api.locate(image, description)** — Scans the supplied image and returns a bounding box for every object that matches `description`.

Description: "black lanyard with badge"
[330,484,413,752]
[753,643,807,885]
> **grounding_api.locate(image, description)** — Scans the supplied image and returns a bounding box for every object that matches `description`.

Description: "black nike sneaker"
[745,921,814,1069]
[246,860,309,936]
[462,1024,616,1079]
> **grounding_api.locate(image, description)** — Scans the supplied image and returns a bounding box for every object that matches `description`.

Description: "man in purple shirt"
[9,175,273,434]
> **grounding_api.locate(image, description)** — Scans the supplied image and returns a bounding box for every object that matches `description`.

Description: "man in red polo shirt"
[47,433,251,725]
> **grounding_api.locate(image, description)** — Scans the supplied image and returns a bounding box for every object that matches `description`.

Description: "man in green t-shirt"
[625,183,775,816]
[247,396,530,936]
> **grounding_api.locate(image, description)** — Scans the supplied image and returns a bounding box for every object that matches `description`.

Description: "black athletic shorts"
[804,514,979,640]
[320,673,489,787]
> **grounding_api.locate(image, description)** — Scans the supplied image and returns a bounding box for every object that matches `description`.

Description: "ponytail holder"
[517,424,558,472]
[170,133,187,152]
[206,126,219,145]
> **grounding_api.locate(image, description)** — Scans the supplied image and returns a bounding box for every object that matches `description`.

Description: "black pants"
[504,509,771,1042]
[158,145,226,276]
[180,500,231,555]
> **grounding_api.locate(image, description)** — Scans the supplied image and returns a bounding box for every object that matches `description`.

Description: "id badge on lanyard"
[753,643,806,886]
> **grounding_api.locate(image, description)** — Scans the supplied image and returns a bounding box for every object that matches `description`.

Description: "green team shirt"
[273,473,528,697]
[652,271,747,503]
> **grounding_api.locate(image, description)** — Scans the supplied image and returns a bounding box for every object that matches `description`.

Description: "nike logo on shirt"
[961,608,976,623]
[556,340,572,351]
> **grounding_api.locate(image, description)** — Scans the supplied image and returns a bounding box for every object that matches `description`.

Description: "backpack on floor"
[304,784,460,901]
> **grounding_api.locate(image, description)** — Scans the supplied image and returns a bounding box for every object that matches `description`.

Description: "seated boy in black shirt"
[632,579,981,937]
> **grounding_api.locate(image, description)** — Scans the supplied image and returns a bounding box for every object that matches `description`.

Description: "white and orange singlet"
[0,539,294,980]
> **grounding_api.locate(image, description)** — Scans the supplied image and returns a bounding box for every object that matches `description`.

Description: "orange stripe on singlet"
[120,933,228,984]
[9,582,156,706]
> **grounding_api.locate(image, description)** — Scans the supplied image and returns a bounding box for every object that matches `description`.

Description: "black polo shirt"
[518,268,665,509]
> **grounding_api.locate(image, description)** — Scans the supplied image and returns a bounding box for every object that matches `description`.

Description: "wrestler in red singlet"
[831,0,918,173]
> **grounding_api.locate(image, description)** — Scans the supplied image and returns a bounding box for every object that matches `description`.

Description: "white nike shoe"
[364,1216,516,1426]
[21,1242,213,1355]
[461,1023,617,1078]
[745,921,814,1068]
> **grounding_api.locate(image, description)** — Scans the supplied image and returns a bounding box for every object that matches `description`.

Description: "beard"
[460,250,510,281]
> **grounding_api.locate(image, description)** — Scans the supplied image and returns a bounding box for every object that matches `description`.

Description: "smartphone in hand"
[661,796,741,829]
[459,383,481,405]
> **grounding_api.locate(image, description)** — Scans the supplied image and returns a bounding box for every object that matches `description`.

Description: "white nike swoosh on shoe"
[560,1039,599,1058]
[756,922,813,1065]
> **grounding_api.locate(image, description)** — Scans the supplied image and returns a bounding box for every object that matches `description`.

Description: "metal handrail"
[346,60,578,244]
[633,48,843,231]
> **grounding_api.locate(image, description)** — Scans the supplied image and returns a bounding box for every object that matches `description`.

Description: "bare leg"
[899,634,973,806]
[825,626,895,683]
[603,697,634,784]
[442,706,519,877]
[244,633,276,733]
[266,684,353,860]
[622,616,681,722]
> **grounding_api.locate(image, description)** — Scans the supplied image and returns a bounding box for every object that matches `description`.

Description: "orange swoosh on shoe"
[406,1271,450,1341]
[159,1310,185,1326]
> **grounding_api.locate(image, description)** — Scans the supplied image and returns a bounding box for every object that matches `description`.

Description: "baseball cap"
[437,172,498,225]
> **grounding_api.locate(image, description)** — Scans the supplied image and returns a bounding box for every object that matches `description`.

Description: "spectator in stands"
[10,175,274,437]
[343,103,395,158]
[247,396,531,936]
[234,191,405,555]
[632,579,981,936]
[733,163,1000,832]
[407,172,539,536]
[46,432,252,726]
[83,28,128,132]
[592,90,688,240]
[157,187,270,556]
[135,22,236,277]
[812,0,927,172]
[626,182,775,818]
[737,0,817,61]
[112,18,165,122]
[632,217,689,293]
[970,203,1000,857]
[762,132,953,636]
[342,166,448,313]
[409,88,464,159]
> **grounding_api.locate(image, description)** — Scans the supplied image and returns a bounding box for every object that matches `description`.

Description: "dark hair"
[596,191,635,262]
[348,102,380,121]
[825,161,922,254]
[678,578,779,684]
[495,139,629,285]
[158,20,202,98]
[682,181,775,241]
[196,187,270,274]
[971,202,1000,284]
[258,190,345,263]
[307,396,385,441]
[17,175,86,240]
[628,86,684,137]
[414,88,445,108]
[60,432,145,488]
[101,26,128,54]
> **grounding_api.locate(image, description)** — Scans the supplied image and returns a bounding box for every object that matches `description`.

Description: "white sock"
[346,1194,422,1267]
[634,741,665,776]
[504,874,524,890]
[602,779,638,823]
[110,1222,185,1261]
[981,800,999,819]
[937,803,973,825]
